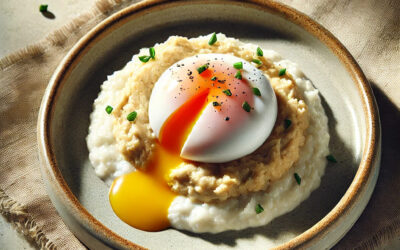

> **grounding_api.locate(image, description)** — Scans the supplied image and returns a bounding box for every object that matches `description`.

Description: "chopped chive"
[105,105,113,114]
[252,87,261,96]
[208,32,217,45]
[223,89,232,96]
[233,62,243,69]
[212,101,220,106]
[139,55,151,63]
[197,64,209,74]
[326,155,337,163]
[39,4,48,12]
[252,59,262,65]
[211,76,217,81]
[149,47,155,59]
[284,119,292,129]
[256,47,263,56]
[242,101,251,112]
[294,173,301,185]
[234,70,242,80]
[279,68,287,76]
[127,111,137,121]
[255,204,264,214]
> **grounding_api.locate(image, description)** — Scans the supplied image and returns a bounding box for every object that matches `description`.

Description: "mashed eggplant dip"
[86,33,330,233]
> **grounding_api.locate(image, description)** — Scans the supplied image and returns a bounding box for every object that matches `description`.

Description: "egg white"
[148,53,277,163]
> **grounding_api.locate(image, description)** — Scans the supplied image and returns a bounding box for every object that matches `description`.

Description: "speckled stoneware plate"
[37,0,381,249]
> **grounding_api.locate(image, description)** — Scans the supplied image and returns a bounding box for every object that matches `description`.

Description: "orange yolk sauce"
[109,59,254,232]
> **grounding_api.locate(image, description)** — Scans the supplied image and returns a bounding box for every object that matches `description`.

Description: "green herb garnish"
[197,64,209,74]
[242,101,251,112]
[211,76,217,81]
[252,59,262,65]
[127,111,137,121]
[139,47,155,63]
[284,119,292,129]
[326,155,337,163]
[105,105,113,114]
[256,47,263,56]
[255,204,264,214]
[208,32,217,45]
[149,47,155,59]
[233,62,243,69]
[294,173,301,185]
[279,68,286,76]
[234,71,242,80]
[212,101,220,106]
[39,4,48,12]
[139,55,151,63]
[223,89,232,96]
[252,87,261,96]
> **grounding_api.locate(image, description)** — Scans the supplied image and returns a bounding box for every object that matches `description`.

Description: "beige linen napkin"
[0,0,399,249]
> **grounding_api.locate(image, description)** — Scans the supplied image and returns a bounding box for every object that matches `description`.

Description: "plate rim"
[37,0,381,249]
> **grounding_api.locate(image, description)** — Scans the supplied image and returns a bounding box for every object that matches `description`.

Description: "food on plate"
[86,33,329,233]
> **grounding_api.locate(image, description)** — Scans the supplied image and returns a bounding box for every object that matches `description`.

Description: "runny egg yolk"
[109,59,254,231]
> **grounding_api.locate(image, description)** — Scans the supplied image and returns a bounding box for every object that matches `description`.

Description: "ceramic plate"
[38,0,381,249]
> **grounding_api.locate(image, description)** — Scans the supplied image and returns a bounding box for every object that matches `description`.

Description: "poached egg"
[149,53,277,162]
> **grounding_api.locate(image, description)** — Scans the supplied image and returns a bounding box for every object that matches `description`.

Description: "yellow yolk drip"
[109,88,209,231]
[109,147,180,231]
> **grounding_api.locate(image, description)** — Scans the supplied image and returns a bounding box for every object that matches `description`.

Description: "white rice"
[86,37,329,233]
